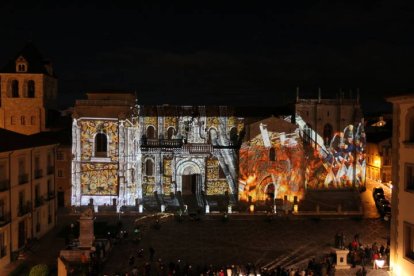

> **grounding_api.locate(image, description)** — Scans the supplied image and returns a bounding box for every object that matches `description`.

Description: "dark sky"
[1,1,413,113]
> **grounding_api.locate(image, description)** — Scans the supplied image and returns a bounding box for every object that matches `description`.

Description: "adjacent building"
[0,129,57,267]
[388,94,414,276]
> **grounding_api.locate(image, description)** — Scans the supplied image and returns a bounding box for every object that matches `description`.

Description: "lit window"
[404,222,414,261]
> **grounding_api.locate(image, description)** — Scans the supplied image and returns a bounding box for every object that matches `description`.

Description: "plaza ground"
[0,179,391,275]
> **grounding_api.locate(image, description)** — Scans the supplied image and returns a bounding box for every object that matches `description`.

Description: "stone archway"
[175,160,203,195]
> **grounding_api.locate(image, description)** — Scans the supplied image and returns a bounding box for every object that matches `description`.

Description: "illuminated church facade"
[71,92,244,209]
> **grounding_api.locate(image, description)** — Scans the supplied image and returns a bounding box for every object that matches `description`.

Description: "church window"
[27,80,35,98]
[269,148,276,161]
[11,80,19,97]
[17,64,26,72]
[95,133,107,157]
[167,127,175,139]
[146,126,156,139]
[145,159,154,176]
[21,116,25,125]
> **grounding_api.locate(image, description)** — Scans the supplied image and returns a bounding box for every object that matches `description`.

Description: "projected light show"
[238,115,366,203]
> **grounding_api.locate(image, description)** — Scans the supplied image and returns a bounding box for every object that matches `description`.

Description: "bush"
[29,264,49,276]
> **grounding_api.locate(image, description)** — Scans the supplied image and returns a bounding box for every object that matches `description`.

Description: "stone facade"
[71,92,243,208]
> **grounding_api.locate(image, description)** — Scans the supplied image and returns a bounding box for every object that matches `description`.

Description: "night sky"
[1,1,413,113]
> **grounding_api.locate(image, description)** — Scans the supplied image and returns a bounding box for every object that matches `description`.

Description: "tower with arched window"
[0,42,57,135]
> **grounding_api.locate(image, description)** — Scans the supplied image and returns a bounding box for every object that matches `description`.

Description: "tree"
[29,264,49,276]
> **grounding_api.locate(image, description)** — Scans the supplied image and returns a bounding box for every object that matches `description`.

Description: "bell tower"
[0,42,57,135]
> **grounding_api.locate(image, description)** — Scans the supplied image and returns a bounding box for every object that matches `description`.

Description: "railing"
[34,169,43,179]
[183,144,213,154]
[0,212,11,226]
[0,180,10,192]
[140,138,183,148]
[47,191,55,200]
[35,197,45,208]
[212,141,240,149]
[18,173,29,184]
[18,202,32,217]
[47,166,54,175]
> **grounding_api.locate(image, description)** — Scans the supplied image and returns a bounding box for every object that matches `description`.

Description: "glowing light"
[375,259,385,269]
[374,158,381,167]
[249,204,255,213]
[293,204,298,213]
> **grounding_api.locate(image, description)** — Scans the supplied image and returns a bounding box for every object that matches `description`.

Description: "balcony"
[18,173,29,185]
[18,202,32,217]
[47,166,54,175]
[47,191,55,200]
[35,197,45,208]
[141,138,183,149]
[34,169,43,179]
[0,246,6,258]
[0,180,10,192]
[0,212,11,226]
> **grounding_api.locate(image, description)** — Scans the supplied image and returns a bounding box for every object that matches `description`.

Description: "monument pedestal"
[78,208,95,249]
[335,249,351,270]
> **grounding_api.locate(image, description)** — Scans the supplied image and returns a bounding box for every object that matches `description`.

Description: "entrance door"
[57,191,65,208]
[182,174,198,195]
[18,220,25,248]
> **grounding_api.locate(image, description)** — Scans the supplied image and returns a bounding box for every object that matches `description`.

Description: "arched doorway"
[182,167,199,195]
[265,183,275,201]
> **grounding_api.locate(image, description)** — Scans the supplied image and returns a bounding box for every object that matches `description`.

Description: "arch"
[406,107,414,142]
[94,133,107,157]
[269,148,276,161]
[175,159,204,193]
[208,127,218,145]
[11,80,19,98]
[323,123,333,145]
[145,159,154,176]
[27,80,35,98]
[229,127,238,145]
[167,127,175,139]
[146,125,156,139]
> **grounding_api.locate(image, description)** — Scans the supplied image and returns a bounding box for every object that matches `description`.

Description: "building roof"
[0,129,59,152]
[0,42,55,76]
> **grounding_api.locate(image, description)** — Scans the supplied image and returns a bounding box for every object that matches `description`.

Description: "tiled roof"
[0,129,59,152]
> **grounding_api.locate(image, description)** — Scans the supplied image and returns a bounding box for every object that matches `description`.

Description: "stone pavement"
[0,210,390,275]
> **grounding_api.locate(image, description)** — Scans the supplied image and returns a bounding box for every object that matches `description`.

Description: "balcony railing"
[0,180,10,192]
[47,166,54,175]
[18,173,29,185]
[47,191,55,200]
[35,197,45,208]
[141,138,183,148]
[34,169,43,179]
[18,202,32,217]
[0,212,11,226]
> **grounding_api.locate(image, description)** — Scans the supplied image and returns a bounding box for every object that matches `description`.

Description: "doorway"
[57,191,65,208]
[182,174,198,195]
